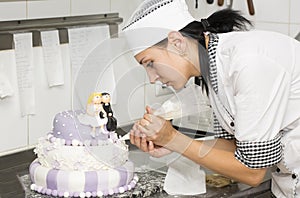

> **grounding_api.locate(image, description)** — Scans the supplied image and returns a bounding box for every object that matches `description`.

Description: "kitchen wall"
[0,0,299,156]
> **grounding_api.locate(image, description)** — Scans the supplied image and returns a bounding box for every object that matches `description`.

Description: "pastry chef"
[123,0,300,197]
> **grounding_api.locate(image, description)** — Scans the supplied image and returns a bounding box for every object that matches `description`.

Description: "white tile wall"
[254,22,290,35]
[290,0,300,24]
[110,0,144,29]
[28,45,72,145]
[0,1,26,21]
[0,50,27,153]
[27,0,70,19]
[235,0,289,23]
[71,0,110,16]
[0,0,300,155]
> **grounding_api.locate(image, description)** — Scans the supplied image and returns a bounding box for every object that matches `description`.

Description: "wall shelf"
[0,13,123,50]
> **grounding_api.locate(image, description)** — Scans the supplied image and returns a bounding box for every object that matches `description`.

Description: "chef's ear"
[167,31,187,53]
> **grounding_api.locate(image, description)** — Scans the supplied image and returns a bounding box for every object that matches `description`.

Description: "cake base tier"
[29,160,137,197]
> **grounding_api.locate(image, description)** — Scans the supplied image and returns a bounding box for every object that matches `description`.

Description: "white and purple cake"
[29,93,138,197]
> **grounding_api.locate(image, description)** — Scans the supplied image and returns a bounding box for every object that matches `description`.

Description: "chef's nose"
[147,71,159,84]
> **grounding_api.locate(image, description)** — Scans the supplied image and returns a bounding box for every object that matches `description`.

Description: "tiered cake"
[29,92,138,197]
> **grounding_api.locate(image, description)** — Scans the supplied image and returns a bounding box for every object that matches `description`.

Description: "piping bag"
[121,84,211,140]
[124,84,210,195]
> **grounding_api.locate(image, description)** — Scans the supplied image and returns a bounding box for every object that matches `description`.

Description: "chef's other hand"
[137,106,178,148]
[130,119,172,157]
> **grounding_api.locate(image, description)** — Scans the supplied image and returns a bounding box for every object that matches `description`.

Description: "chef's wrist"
[164,127,194,154]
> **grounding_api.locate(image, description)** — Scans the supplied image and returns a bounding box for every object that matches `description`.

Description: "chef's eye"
[146,61,154,68]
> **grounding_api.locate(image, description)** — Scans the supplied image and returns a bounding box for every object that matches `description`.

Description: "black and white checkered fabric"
[207,33,235,140]
[207,33,282,168]
[235,132,283,169]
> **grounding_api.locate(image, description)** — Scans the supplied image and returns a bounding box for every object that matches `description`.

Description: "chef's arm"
[167,132,267,187]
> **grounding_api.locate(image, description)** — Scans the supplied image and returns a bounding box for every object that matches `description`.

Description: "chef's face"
[135,47,190,90]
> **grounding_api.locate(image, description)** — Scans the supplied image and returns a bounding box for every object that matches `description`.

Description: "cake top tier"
[51,92,118,146]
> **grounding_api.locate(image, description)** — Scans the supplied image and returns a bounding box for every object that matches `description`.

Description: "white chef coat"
[209,30,300,198]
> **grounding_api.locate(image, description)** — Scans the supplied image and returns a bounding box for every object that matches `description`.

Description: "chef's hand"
[130,121,172,157]
[137,106,178,148]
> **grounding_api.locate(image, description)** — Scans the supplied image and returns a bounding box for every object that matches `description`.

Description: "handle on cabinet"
[247,0,255,15]
[218,0,224,6]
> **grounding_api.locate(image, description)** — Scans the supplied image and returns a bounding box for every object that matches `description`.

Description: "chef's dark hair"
[180,9,252,47]
[155,9,252,48]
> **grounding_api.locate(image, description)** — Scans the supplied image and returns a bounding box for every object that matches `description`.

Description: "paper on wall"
[0,72,14,99]
[68,25,117,108]
[41,30,64,87]
[13,32,35,116]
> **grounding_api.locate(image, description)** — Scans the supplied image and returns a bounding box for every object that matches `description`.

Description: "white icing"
[107,168,120,189]
[34,166,48,187]
[68,171,85,192]
[35,135,128,171]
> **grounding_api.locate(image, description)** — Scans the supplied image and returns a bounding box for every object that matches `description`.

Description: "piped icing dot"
[46,189,52,195]
[52,190,58,196]
[79,192,85,198]
[49,137,56,143]
[96,191,103,197]
[30,184,36,190]
[69,133,73,137]
[66,140,72,145]
[37,186,43,193]
[58,191,64,197]
[134,174,139,181]
[42,187,47,194]
[57,131,61,135]
[119,187,125,193]
[108,189,114,195]
[85,192,92,197]
[62,123,66,127]
[63,191,70,197]
[55,119,58,123]
[91,191,97,197]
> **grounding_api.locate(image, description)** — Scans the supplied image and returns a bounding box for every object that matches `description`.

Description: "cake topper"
[77,92,108,138]
[101,92,118,140]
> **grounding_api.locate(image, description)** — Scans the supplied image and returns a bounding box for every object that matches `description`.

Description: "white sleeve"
[232,54,290,168]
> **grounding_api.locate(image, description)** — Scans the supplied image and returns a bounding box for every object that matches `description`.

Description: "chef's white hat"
[122,0,195,55]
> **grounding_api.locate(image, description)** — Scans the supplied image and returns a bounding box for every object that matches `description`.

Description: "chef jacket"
[204,30,300,198]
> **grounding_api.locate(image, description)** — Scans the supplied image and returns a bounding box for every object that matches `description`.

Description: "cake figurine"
[101,92,118,140]
[29,92,138,197]
[77,92,108,138]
